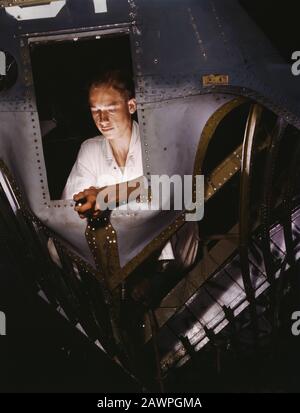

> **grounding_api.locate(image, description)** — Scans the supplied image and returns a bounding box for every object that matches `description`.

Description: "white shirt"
[62,121,174,260]
[62,121,143,198]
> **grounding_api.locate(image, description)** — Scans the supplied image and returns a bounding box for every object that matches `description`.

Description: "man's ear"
[128,98,137,115]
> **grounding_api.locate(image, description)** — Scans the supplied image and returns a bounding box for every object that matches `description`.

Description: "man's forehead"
[89,85,124,101]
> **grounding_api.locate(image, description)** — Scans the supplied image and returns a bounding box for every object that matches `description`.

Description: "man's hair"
[88,70,135,101]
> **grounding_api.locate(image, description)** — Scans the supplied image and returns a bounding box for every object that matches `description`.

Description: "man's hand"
[73,186,101,219]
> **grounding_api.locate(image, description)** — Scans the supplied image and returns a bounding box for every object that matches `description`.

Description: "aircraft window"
[30,34,135,200]
[0,51,18,92]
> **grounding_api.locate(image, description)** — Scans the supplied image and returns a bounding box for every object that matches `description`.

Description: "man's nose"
[99,110,109,123]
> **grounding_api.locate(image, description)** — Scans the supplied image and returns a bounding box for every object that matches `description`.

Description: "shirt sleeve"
[61,142,98,199]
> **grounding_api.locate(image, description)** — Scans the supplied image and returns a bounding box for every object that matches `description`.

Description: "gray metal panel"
[133,0,300,127]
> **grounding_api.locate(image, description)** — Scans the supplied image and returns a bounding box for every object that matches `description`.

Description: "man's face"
[89,85,136,140]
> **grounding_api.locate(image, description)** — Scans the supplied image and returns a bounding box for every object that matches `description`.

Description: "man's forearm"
[96,176,150,210]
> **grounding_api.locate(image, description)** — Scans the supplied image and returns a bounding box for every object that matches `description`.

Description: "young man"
[62,70,199,303]
[62,70,142,203]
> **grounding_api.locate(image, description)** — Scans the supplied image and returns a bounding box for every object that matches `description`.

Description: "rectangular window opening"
[30,31,136,200]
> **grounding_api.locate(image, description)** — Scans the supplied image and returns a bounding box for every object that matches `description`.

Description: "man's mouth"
[100,126,113,132]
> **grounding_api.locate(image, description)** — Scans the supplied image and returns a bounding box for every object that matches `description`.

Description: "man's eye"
[108,108,116,114]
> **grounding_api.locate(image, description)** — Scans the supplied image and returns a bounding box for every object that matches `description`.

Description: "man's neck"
[109,122,133,167]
